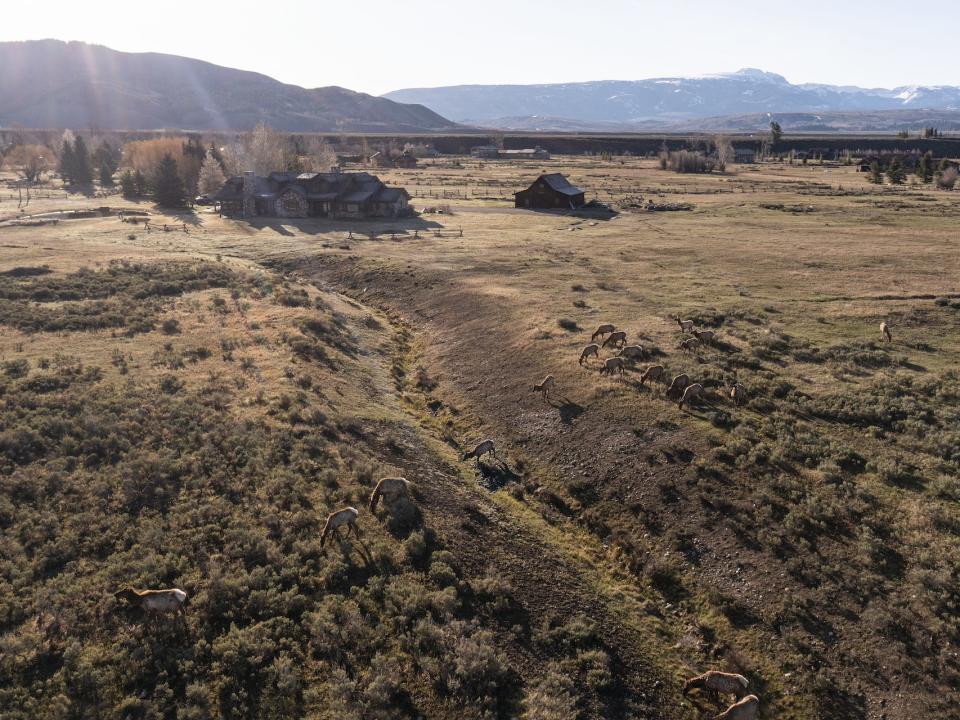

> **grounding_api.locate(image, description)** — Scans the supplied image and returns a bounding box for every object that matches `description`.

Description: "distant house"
[214,170,412,219]
[500,146,551,160]
[733,147,756,163]
[370,149,418,168]
[470,145,500,159]
[515,173,585,209]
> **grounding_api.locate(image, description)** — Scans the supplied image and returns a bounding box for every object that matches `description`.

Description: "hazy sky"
[2,0,956,95]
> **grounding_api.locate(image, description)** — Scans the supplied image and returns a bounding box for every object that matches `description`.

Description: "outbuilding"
[514,173,586,209]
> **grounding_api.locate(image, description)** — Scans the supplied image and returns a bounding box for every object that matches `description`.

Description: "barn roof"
[538,173,584,196]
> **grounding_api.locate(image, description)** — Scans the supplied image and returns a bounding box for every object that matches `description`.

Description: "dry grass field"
[1,156,958,719]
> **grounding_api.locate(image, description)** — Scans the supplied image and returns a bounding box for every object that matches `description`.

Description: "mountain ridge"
[0,39,457,132]
[383,70,960,129]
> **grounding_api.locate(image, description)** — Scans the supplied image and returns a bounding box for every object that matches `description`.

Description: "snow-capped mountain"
[383,69,960,129]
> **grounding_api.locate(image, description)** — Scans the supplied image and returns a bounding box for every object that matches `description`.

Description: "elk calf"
[533,374,556,399]
[321,507,360,545]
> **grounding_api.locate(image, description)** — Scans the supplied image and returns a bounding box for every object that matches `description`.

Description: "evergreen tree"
[119,170,136,197]
[59,139,76,184]
[886,158,906,185]
[916,152,933,183]
[133,170,147,196]
[868,161,884,185]
[197,148,227,196]
[769,121,783,145]
[153,153,185,207]
[71,136,93,186]
[938,157,951,172]
[99,161,115,187]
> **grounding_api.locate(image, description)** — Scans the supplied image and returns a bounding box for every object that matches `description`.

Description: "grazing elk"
[712,695,759,720]
[677,318,695,333]
[600,356,625,378]
[579,344,600,365]
[462,439,499,464]
[667,373,690,399]
[602,330,627,349]
[533,374,556,399]
[683,670,750,702]
[679,337,700,352]
[591,323,616,343]
[369,477,410,511]
[729,382,746,407]
[639,364,665,386]
[320,507,361,546]
[678,382,704,409]
[114,587,188,617]
[880,321,892,343]
[617,345,645,361]
[693,329,715,344]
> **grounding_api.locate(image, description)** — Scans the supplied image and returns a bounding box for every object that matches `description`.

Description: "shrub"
[557,318,580,332]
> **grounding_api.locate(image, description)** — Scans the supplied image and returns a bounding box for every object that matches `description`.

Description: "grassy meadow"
[0,156,958,719]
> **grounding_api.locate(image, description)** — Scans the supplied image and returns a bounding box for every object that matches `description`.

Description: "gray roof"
[213,171,405,206]
[538,173,584,196]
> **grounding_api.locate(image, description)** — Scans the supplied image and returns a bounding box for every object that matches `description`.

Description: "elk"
[880,321,892,343]
[667,373,690,399]
[533,374,556,399]
[712,695,759,720]
[591,323,616,342]
[579,344,600,365]
[600,356,625,378]
[320,507,360,546]
[639,364,665,386]
[617,345,645,360]
[693,329,715,344]
[683,671,750,702]
[679,337,700,352]
[114,588,188,617]
[462,439,499,463]
[369,477,410,511]
[679,382,704,409]
[602,330,627,349]
[677,318,695,333]
[729,382,746,407]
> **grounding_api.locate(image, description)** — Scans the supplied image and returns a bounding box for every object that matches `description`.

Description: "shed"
[514,173,586,209]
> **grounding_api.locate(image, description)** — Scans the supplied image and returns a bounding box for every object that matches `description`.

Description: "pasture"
[0,156,958,719]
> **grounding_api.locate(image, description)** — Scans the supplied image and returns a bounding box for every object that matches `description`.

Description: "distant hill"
[0,40,457,132]
[384,69,960,131]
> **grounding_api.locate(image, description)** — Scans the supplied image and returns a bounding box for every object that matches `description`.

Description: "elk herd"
[569,317,744,412]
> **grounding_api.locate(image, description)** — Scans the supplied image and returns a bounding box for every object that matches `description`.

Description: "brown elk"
[591,323,616,342]
[602,330,627,349]
[579,344,600,365]
[369,477,410,511]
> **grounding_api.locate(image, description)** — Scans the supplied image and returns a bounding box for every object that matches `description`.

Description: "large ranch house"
[215,170,412,219]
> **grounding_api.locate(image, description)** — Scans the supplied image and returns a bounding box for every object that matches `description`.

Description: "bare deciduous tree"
[198,148,227,195]
[715,136,734,172]
[3,144,55,182]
